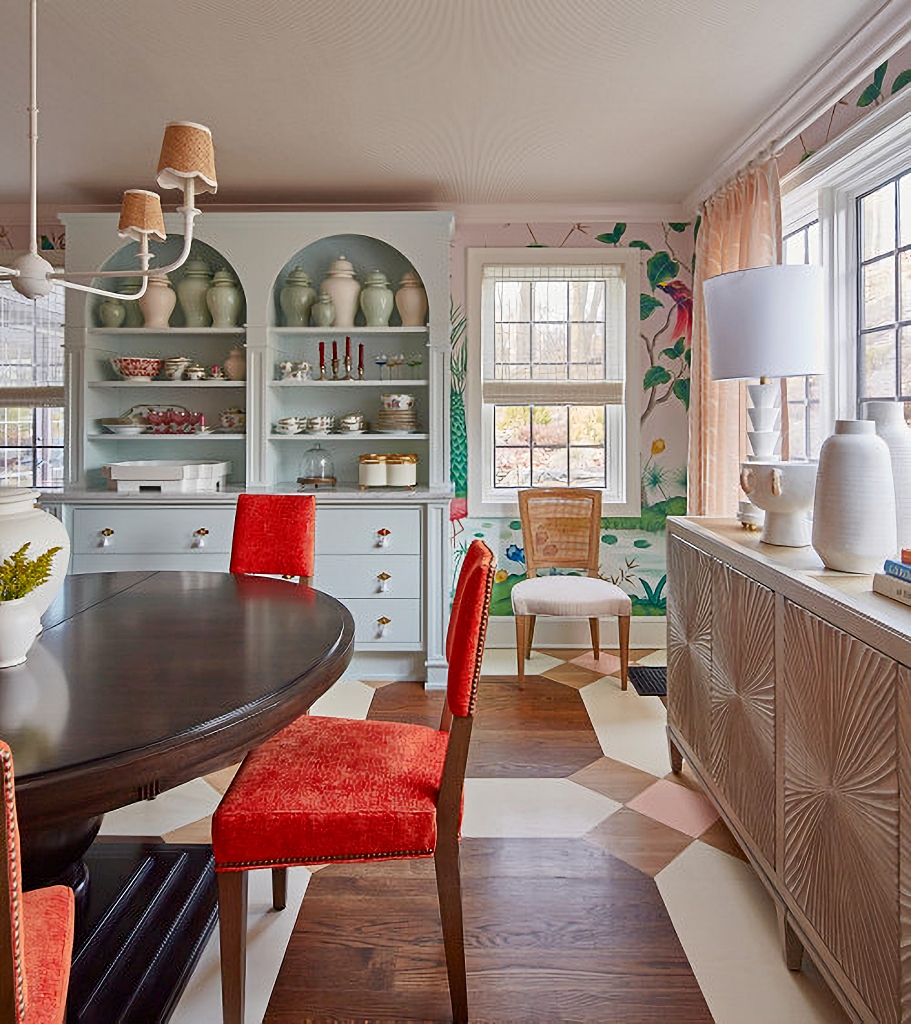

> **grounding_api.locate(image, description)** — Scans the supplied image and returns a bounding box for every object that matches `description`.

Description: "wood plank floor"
[263,678,713,1022]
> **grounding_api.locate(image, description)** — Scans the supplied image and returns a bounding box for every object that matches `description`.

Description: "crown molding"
[684,0,911,212]
[452,202,688,225]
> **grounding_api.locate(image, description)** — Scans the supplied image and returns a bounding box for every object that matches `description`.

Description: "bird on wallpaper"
[656,278,693,344]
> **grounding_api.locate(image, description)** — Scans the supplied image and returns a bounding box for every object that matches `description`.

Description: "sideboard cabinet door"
[711,561,776,867]
[782,599,900,1023]
[667,536,713,768]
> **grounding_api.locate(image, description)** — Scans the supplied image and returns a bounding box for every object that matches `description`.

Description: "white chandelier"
[0,0,218,301]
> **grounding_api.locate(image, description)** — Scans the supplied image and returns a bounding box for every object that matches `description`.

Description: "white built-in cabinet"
[54,211,454,685]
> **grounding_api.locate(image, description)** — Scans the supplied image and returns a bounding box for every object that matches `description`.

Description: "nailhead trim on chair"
[1,746,26,1021]
[216,845,436,871]
[464,556,495,718]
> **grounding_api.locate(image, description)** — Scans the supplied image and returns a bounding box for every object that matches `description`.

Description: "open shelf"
[88,327,246,336]
[269,379,427,388]
[269,433,428,441]
[271,326,427,335]
[90,381,246,388]
[87,433,246,441]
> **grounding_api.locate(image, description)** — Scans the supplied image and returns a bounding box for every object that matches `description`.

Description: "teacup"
[380,393,415,411]
[276,420,302,435]
[307,415,336,433]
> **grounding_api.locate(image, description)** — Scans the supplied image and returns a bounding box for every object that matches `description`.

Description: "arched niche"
[272,233,418,328]
[91,236,246,328]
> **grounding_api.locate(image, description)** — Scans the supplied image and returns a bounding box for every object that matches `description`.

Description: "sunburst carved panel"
[899,665,911,1021]
[667,537,713,766]
[711,563,775,864]
[782,600,899,1023]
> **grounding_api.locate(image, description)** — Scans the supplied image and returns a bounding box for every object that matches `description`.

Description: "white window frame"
[465,246,641,518]
[781,89,911,429]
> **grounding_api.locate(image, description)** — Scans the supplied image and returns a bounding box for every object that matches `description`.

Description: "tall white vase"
[0,489,70,666]
[865,400,911,550]
[319,256,361,328]
[139,273,177,329]
[812,420,897,573]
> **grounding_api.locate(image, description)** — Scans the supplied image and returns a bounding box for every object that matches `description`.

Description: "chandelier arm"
[59,278,149,301]
[54,244,151,300]
[0,267,22,278]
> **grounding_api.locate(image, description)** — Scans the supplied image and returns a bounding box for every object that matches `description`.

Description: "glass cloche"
[298,444,336,489]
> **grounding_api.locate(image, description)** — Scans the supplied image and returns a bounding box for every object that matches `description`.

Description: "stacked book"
[873,551,911,607]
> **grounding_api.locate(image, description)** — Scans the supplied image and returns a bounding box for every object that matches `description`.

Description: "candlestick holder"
[318,362,326,381]
[344,356,354,380]
[357,363,364,381]
[331,357,339,381]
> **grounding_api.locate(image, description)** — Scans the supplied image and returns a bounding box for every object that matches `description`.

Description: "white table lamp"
[703,264,824,542]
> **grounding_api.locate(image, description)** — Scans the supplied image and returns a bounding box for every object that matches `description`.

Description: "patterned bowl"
[110,356,163,380]
[380,393,415,410]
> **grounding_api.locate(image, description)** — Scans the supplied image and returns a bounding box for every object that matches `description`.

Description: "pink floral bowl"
[380,393,415,410]
[110,356,163,380]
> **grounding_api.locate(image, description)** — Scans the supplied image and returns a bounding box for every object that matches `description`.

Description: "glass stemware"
[406,351,423,379]
[374,352,388,380]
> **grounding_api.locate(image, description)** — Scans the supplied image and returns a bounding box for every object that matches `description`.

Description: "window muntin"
[782,221,823,459]
[0,281,65,489]
[468,248,640,516]
[856,167,911,415]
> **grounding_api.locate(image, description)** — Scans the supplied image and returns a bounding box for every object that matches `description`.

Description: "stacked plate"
[375,408,418,433]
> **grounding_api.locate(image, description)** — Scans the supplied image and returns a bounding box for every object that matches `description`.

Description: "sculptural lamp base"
[739,460,818,547]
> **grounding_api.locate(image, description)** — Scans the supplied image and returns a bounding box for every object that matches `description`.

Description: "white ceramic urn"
[812,420,897,573]
[395,269,428,327]
[0,489,70,667]
[739,460,817,547]
[139,273,177,329]
[865,400,911,550]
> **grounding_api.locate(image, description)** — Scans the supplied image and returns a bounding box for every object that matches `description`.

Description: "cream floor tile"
[98,778,222,838]
[580,677,672,777]
[634,649,668,667]
[656,843,849,1024]
[480,647,561,677]
[307,677,375,719]
[170,866,312,1024]
[462,777,620,838]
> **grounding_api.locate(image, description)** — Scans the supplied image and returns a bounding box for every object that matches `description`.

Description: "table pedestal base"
[66,841,217,1024]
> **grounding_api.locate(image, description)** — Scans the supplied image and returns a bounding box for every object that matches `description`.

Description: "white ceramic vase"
[0,489,70,667]
[739,460,817,547]
[812,420,897,573]
[139,273,177,329]
[319,256,361,328]
[865,400,911,551]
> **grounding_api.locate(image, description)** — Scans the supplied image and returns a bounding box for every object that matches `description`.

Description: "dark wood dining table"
[3,570,355,1024]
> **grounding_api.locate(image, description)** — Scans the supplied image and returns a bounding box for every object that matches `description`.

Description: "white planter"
[739,460,817,547]
[0,597,42,668]
[812,420,897,573]
[865,400,911,551]
[0,488,70,617]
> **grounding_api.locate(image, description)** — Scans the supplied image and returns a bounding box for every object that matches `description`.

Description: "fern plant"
[0,543,62,601]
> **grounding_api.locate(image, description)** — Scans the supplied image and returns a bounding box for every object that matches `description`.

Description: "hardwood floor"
[263,678,713,1023]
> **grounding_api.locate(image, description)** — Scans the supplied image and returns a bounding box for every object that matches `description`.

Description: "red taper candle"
[319,341,325,367]
[358,343,364,369]
[332,340,338,360]
[346,335,351,358]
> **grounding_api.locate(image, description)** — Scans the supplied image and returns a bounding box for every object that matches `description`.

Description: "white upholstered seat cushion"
[510,575,631,617]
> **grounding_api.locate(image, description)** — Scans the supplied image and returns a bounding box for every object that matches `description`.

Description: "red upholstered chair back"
[229,494,316,582]
[446,540,495,718]
[0,741,27,1022]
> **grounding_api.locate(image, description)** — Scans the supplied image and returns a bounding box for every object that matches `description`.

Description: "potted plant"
[0,542,63,668]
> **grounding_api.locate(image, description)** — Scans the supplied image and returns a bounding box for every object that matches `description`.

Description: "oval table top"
[4,571,355,827]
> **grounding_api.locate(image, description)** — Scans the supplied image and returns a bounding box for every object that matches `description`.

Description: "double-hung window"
[0,266,65,490]
[466,248,640,517]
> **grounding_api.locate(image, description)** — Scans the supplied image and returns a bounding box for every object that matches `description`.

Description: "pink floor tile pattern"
[626,777,720,838]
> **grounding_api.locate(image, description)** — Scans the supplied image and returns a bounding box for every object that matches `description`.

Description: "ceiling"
[0,0,890,212]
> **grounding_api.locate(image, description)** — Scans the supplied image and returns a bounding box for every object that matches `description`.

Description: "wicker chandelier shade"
[157,122,218,195]
[118,190,167,244]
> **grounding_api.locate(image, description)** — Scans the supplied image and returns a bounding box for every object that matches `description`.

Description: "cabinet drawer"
[72,506,237,556]
[315,508,421,555]
[314,555,421,599]
[342,598,422,647]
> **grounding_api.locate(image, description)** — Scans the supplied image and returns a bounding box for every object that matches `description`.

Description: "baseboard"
[485,616,667,650]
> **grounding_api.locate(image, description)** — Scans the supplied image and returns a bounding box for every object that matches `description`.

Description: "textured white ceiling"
[0,0,886,209]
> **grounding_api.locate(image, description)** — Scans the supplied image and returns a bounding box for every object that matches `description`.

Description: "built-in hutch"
[54,210,454,685]
[667,516,911,1023]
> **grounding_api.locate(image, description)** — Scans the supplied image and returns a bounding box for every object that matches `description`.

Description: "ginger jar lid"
[285,268,312,286]
[399,269,423,287]
[364,270,389,287]
[211,269,235,286]
[182,258,211,278]
[326,255,356,277]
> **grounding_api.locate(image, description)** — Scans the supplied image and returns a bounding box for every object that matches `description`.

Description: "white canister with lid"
[386,453,418,488]
[359,454,387,489]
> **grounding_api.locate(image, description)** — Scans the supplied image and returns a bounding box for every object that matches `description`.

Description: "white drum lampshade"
[703,264,825,541]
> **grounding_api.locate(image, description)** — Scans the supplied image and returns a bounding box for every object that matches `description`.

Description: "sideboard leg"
[667,727,684,774]
[777,905,804,971]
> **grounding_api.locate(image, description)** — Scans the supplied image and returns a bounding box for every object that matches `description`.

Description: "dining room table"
[2,569,355,1024]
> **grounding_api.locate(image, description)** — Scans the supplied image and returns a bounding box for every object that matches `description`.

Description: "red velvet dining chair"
[0,740,75,1024]
[212,539,496,1024]
[229,493,316,584]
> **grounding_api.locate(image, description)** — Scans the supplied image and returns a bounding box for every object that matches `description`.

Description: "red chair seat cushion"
[21,885,75,1024]
[213,716,450,870]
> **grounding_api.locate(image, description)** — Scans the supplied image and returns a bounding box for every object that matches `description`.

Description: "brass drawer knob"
[192,527,209,549]
[99,527,114,548]
[377,571,391,593]
[377,615,392,637]
[376,528,391,548]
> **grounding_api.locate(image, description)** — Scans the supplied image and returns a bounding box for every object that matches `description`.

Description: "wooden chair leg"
[618,614,630,690]
[589,617,600,658]
[515,615,528,681]
[526,615,536,659]
[272,866,287,911]
[434,833,468,1023]
[218,870,249,1024]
